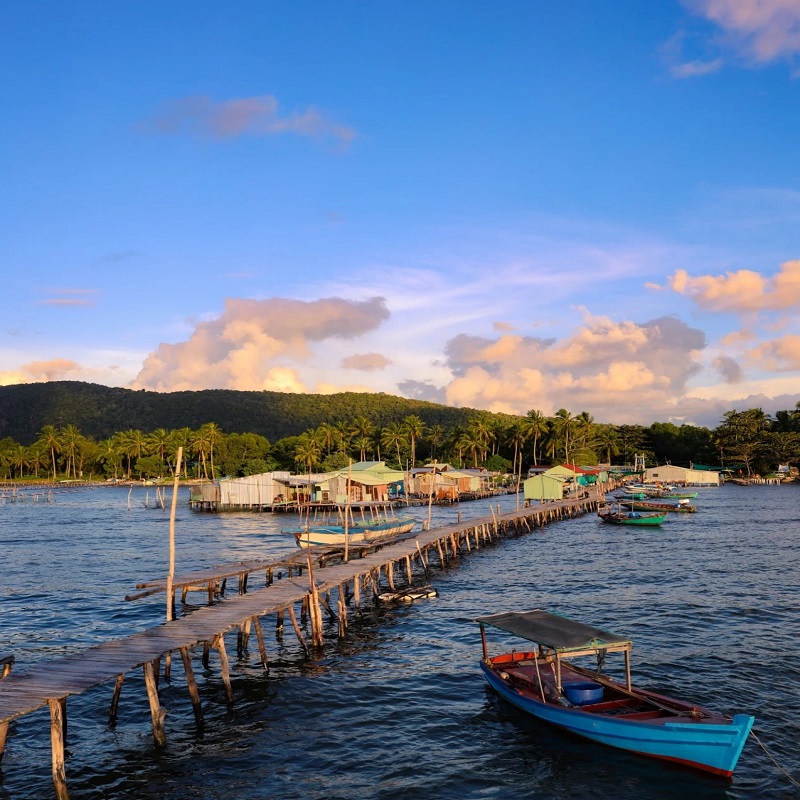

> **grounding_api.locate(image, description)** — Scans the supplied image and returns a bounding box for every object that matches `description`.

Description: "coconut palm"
[146,428,172,473]
[381,422,407,469]
[37,424,62,480]
[427,424,445,461]
[521,410,548,467]
[401,415,426,467]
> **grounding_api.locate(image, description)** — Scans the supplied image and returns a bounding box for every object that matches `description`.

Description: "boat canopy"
[476,609,631,654]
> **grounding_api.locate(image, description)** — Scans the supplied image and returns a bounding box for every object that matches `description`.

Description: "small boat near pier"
[476,609,754,777]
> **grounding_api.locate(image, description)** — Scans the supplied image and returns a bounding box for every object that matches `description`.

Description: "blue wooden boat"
[476,609,754,777]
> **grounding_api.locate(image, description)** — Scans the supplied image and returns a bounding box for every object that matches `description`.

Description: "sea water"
[1,483,798,799]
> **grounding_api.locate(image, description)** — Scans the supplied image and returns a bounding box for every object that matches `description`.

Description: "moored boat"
[598,507,666,526]
[288,514,416,548]
[620,499,697,513]
[476,609,754,777]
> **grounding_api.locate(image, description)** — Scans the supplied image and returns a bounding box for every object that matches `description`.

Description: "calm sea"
[1,483,798,799]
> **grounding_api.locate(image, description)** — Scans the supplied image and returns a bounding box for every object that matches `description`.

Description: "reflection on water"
[1,484,799,798]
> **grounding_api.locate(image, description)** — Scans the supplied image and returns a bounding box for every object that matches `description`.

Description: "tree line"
[3,402,800,483]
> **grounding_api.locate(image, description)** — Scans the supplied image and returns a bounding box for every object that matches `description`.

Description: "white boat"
[285,501,417,548]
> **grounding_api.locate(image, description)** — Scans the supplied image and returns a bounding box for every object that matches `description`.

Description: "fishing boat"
[286,502,417,548]
[620,499,696,513]
[598,506,666,526]
[476,609,754,777]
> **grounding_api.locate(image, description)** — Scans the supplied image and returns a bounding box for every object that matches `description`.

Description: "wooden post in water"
[252,616,269,672]
[166,447,183,623]
[213,635,234,704]
[179,646,204,731]
[109,674,125,723]
[142,661,166,747]
[48,697,69,800]
[286,605,310,656]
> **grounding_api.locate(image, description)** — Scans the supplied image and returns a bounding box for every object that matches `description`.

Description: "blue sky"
[3,1,800,427]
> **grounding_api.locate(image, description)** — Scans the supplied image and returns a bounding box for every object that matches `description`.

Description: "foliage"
[1,382,799,481]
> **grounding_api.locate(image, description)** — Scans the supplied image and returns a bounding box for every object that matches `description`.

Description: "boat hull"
[293,518,416,548]
[598,512,666,526]
[480,662,753,777]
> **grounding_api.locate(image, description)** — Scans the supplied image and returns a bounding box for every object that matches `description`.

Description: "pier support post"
[48,698,69,800]
[213,636,235,705]
[286,605,310,656]
[109,674,124,723]
[179,647,204,732]
[252,616,269,673]
[143,660,167,747]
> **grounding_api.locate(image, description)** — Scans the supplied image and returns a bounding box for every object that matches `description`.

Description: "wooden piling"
[214,636,235,704]
[179,646,203,731]
[48,698,69,800]
[142,660,166,747]
[252,616,269,672]
[109,674,124,723]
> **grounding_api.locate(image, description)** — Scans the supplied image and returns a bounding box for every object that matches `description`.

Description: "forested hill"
[0,381,491,444]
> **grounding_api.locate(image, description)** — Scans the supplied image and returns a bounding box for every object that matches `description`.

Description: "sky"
[3,1,800,428]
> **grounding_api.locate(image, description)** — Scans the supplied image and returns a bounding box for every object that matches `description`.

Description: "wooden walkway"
[0,492,602,798]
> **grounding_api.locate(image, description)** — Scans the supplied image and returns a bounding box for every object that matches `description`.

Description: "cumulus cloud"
[669,259,800,313]
[397,379,447,404]
[0,359,82,386]
[132,296,389,392]
[713,355,744,383]
[685,0,800,63]
[140,94,356,146]
[441,315,706,422]
[340,352,393,371]
[748,334,800,371]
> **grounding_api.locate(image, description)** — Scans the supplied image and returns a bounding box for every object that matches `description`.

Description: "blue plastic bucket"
[563,681,603,705]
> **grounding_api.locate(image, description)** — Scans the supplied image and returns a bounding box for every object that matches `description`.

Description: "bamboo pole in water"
[166,447,183,622]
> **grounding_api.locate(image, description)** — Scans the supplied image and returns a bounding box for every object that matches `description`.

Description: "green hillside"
[0,381,489,444]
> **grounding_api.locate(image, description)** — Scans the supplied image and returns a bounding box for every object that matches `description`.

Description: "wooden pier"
[0,493,600,798]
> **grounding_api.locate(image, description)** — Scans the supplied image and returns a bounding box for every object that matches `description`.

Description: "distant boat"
[620,499,696,513]
[476,609,754,777]
[598,506,666,526]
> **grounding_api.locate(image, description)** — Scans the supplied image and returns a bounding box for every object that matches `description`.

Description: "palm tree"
[427,424,445,461]
[96,438,122,480]
[199,422,224,480]
[506,421,526,488]
[594,426,621,466]
[7,443,30,479]
[37,424,62,480]
[381,422,407,469]
[348,417,374,460]
[457,428,484,468]
[118,429,147,478]
[401,415,426,467]
[294,433,322,472]
[521,410,548,467]
[146,428,172,473]
[190,427,212,479]
[552,409,575,465]
[316,422,338,456]
[60,424,85,479]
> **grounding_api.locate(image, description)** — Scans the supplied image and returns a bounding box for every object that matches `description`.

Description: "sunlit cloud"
[684,0,800,63]
[669,259,800,313]
[340,352,393,371]
[131,296,390,392]
[139,94,356,147]
[0,358,82,386]
[440,315,706,422]
[38,288,99,307]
